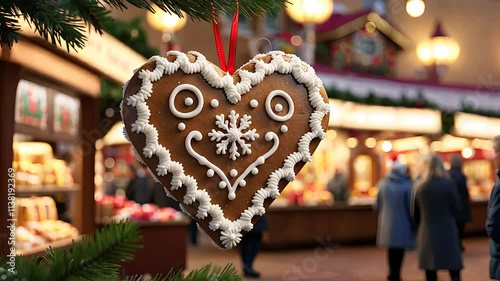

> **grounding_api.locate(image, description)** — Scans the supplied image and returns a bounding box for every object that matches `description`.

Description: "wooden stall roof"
[0,19,147,96]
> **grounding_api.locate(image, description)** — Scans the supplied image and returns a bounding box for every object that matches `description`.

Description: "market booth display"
[0,24,145,257]
[96,122,190,275]
[263,99,497,249]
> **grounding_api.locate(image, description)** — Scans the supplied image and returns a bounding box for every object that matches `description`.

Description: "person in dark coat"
[240,214,268,278]
[125,162,153,205]
[448,154,472,251]
[486,135,500,281]
[375,160,415,281]
[412,154,463,281]
[327,169,349,203]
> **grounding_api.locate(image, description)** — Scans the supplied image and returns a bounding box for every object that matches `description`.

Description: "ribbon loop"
[212,1,239,74]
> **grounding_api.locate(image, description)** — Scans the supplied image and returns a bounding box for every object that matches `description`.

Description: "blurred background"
[1,0,499,280]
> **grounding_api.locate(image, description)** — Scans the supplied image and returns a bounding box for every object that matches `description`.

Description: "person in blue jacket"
[375,160,415,281]
[486,135,500,281]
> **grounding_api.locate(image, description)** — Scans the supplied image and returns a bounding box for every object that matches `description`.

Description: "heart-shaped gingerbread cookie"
[121,51,330,249]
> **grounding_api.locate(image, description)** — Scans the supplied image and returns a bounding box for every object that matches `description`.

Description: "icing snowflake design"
[208,110,260,161]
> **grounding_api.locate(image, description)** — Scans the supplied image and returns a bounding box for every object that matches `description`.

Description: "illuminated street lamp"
[286,0,334,65]
[147,4,187,55]
[406,0,425,18]
[416,22,460,82]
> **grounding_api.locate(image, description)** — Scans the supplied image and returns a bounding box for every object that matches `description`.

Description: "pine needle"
[0,0,288,51]
[122,263,242,281]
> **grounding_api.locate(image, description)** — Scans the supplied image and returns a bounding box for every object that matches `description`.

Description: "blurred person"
[240,214,268,278]
[375,160,415,281]
[327,169,349,203]
[412,154,463,281]
[448,154,472,251]
[125,161,153,205]
[486,135,500,281]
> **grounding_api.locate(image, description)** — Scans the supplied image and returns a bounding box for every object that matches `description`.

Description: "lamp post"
[285,0,334,65]
[406,0,425,18]
[416,22,460,82]
[146,4,187,56]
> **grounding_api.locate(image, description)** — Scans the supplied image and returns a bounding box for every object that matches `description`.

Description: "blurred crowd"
[373,135,500,281]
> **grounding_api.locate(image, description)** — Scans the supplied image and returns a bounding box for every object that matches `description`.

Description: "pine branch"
[122,263,242,281]
[6,220,142,281]
[0,0,287,51]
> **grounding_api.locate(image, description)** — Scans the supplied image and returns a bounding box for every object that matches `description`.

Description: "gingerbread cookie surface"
[121,51,329,249]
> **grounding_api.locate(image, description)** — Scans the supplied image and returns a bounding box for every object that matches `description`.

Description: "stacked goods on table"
[13,142,74,187]
[15,196,79,251]
[95,194,185,223]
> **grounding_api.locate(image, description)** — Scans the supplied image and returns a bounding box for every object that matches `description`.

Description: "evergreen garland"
[326,87,500,135]
[0,221,242,281]
[0,0,286,51]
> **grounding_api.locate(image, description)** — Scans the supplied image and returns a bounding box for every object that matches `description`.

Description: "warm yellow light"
[147,4,187,32]
[406,0,425,18]
[430,141,442,152]
[381,141,393,152]
[365,22,377,33]
[326,130,337,140]
[365,137,377,148]
[431,36,460,65]
[347,137,358,148]
[471,138,481,149]
[461,147,475,159]
[416,41,433,65]
[286,0,334,24]
[417,37,460,66]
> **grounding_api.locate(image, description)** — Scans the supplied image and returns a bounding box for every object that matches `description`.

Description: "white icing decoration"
[275,103,283,112]
[251,168,258,175]
[178,122,186,131]
[169,84,204,119]
[219,181,227,188]
[186,130,279,201]
[265,90,294,122]
[207,169,214,177]
[230,169,238,177]
[208,110,259,161]
[210,99,219,108]
[281,125,288,133]
[185,97,194,106]
[250,99,258,108]
[122,50,330,249]
[240,180,246,187]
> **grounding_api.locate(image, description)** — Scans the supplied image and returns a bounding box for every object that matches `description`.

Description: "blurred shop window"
[353,154,374,196]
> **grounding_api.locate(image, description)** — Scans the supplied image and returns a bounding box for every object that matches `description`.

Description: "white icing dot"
[281,125,288,133]
[251,168,258,175]
[178,123,186,131]
[275,103,283,112]
[210,99,219,108]
[219,181,227,189]
[240,180,246,187]
[184,97,194,106]
[250,99,258,108]
[207,169,214,177]
[228,192,236,200]
[230,169,238,177]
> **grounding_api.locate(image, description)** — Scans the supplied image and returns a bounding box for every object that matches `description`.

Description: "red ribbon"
[212,2,239,74]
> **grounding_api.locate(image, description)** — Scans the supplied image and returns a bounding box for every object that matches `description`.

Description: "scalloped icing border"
[121,50,330,249]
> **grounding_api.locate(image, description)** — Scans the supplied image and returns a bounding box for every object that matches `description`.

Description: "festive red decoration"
[212,1,239,74]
